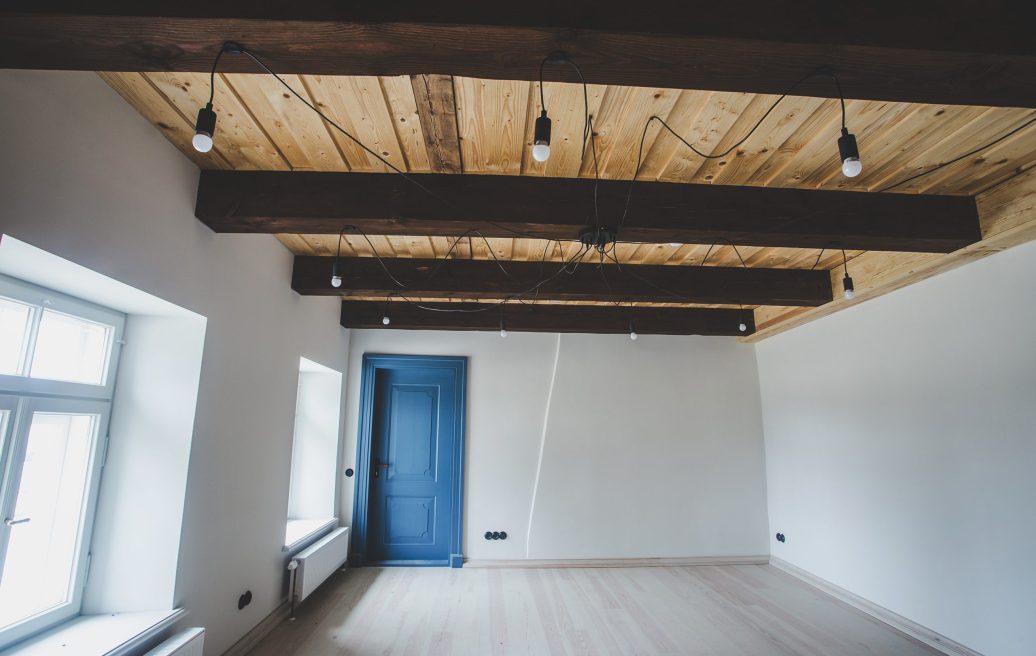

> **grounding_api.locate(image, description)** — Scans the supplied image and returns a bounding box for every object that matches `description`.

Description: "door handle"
[373,461,389,477]
[4,518,30,527]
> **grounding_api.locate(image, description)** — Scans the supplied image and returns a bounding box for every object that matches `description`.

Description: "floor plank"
[248,565,942,656]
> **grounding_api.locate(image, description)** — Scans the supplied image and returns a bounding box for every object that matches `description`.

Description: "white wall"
[0,70,350,655]
[342,331,770,561]
[757,240,1036,656]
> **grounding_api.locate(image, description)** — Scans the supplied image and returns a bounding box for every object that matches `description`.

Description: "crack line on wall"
[525,332,562,559]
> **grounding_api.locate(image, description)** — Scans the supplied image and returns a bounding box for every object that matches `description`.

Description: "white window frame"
[0,274,124,649]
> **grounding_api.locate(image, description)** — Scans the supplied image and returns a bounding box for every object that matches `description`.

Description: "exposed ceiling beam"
[409,75,462,174]
[293,256,832,306]
[197,171,981,253]
[4,4,1036,107]
[745,163,1036,342]
[341,300,754,336]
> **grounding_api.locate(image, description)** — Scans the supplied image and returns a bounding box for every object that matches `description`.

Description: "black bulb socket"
[534,110,552,147]
[843,272,855,294]
[838,127,859,163]
[195,103,217,138]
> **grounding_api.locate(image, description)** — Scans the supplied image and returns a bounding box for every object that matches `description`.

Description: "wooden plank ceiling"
[98,69,1036,336]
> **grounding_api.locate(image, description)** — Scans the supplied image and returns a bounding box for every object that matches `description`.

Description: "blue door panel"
[368,365,459,564]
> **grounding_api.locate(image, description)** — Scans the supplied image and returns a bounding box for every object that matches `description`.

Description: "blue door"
[364,357,465,566]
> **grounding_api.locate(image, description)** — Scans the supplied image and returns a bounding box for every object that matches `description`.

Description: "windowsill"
[0,608,185,656]
[284,517,338,553]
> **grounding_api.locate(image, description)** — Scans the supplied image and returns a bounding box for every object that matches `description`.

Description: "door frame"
[351,354,467,568]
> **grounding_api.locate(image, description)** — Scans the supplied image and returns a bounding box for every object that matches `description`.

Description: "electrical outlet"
[775,532,786,543]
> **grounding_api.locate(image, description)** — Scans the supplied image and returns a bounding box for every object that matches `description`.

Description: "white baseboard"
[220,601,290,656]
[769,557,982,656]
[464,555,769,568]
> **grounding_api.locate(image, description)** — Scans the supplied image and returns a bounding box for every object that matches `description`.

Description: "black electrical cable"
[618,69,847,233]
[877,113,1036,192]
[206,47,225,106]
[810,248,826,271]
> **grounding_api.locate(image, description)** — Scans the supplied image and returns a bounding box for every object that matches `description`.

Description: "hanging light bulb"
[843,273,855,300]
[330,260,342,288]
[499,319,508,338]
[739,321,748,332]
[838,127,862,178]
[628,320,638,341]
[193,103,217,153]
[382,315,391,325]
[840,248,855,299]
[532,110,552,162]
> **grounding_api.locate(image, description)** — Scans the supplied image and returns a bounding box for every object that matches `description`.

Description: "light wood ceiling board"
[300,75,406,172]
[656,91,758,183]
[579,86,681,181]
[849,103,992,192]
[510,237,532,261]
[379,75,433,173]
[223,73,348,171]
[812,100,930,190]
[905,110,1036,195]
[635,90,715,181]
[521,81,607,178]
[99,72,230,170]
[741,98,841,187]
[794,98,911,190]
[746,165,1036,341]
[455,77,531,174]
[710,95,829,187]
[145,71,287,171]
[686,93,785,184]
[763,100,886,189]
[409,74,462,173]
[107,71,1036,197]
[275,234,312,254]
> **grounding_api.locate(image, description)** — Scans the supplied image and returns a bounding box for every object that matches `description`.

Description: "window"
[0,275,124,648]
[285,358,342,549]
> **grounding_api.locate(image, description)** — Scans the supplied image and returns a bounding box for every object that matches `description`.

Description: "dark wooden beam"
[4,4,1036,107]
[410,75,462,174]
[294,256,832,306]
[197,171,981,253]
[341,300,754,336]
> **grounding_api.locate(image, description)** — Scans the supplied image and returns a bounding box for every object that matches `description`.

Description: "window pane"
[0,298,33,376]
[29,310,112,385]
[0,412,98,629]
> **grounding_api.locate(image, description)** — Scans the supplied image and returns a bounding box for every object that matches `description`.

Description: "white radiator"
[143,627,204,656]
[290,526,350,604]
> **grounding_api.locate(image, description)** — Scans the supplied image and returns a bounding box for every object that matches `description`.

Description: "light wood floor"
[250,565,941,655]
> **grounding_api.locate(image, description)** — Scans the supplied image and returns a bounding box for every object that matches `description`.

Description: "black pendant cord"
[540,53,599,229]
[206,46,226,107]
